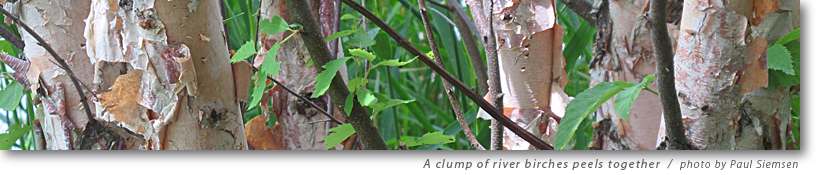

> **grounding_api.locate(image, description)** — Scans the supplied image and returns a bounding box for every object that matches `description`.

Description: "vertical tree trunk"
[244,0,342,150]
[675,0,799,150]
[490,0,567,150]
[587,0,683,150]
[7,0,95,150]
[78,0,246,150]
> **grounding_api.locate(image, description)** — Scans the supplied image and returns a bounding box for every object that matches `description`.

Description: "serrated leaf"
[356,88,377,107]
[555,82,633,150]
[311,58,349,98]
[324,124,355,149]
[247,71,268,110]
[349,28,378,48]
[767,44,795,75]
[262,44,282,76]
[230,41,256,63]
[344,93,354,116]
[348,48,376,62]
[260,16,290,34]
[0,124,31,150]
[0,82,25,111]
[325,29,356,42]
[614,74,656,121]
[401,132,455,147]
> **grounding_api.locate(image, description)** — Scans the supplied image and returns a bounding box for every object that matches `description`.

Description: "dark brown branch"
[343,0,552,150]
[445,0,487,95]
[286,0,387,150]
[247,64,342,124]
[418,0,485,150]
[650,0,691,150]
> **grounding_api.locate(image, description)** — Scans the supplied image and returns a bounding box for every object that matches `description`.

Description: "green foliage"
[324,124,356,149]
[231,41,257,63]
[400,132,455,148]
[557,2,596,97]
[0,82,24,111]
[0,124,31,150]
[555,82,632,150]
[259,16,291,34]
[767,44,794,75]
[311,58,350,98]
[768,28,801,89]
[614,75,655,121]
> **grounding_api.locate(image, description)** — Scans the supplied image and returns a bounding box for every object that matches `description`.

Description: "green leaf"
[349,28,378,48]
[0,124,31,150]
[230,41,256,63]
[266,113,277,128]
[311,58,349,98]
[260,16,290,34]
[0,82,25,111]
[247,71,268,110]
[348,48,376,62]
[325,29,356,42]
[324,124,355,149]
[344,93,354,116]
[401,132,455,147]
[347,78,368,92]
[356,88,377,107]
[372,59,415,68]
[614,74,656,121]
[573,116,593,149]
[767,44,795,75]
[555,82,633,150]
[262,44,282,76]
[775,28,800,45]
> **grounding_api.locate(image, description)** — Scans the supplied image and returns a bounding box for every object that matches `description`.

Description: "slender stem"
[343,0,552,150]
[650,0,691,150]
[287,0,387,150]
[418,0,485,150]
[246,63,342,124]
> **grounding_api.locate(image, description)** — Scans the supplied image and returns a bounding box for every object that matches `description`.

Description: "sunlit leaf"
[614,74,656,121]
[767,44,795,75]
[311,58,349,98]
[401,132,455,147]
[231,41,256,63]
[247,71,268,110]
[555,82,633,150]
[324,124,355,149]
[0,124,31,150]
[262,44,282,76]
[260,16,290,34]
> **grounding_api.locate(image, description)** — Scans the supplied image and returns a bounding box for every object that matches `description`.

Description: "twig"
[0,8,95,127]
[247,64,342,124]
[286,0,387,150]
[466,0,505,150]
[418,0,485,150]
[650,0,691,150]
[343,0,552,150]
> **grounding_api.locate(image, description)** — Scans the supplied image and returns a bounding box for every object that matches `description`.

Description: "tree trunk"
[586,0,683,150]
[244,0,343,150]
[21,0,248,150]
[8,0,95,150]
[490,0,567,150]
[675,0,799,150]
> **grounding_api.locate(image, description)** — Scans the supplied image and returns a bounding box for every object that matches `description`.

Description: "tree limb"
[650,0,691,150]
[343,0,552,150]
[418,0,485,150]
[286,0,387,150]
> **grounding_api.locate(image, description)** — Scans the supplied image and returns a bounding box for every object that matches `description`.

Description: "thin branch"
[246,63,343,124]
[418,0,485,150]
[343,0,552,150]
[650,0,691,150]
[466,0,505,150]
[0,8,95,127]
[445,0,487,95]
[286,0,387,150]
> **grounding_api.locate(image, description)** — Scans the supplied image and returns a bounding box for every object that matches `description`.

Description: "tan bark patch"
[100,70,148,134]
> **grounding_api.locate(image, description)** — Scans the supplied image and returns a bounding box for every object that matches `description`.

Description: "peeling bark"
[491,0,567,150]
[81,0,246,150]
